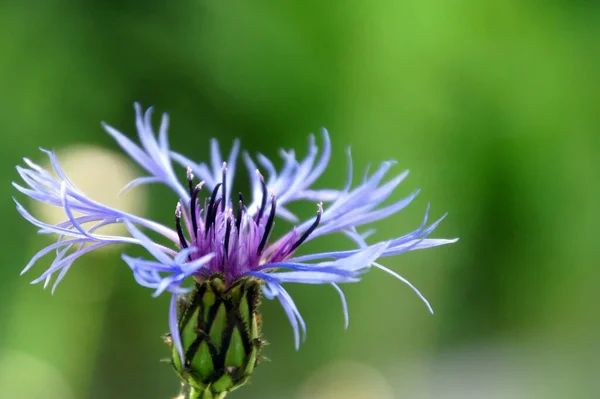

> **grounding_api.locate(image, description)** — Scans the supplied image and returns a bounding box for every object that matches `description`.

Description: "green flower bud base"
[167,275,264,399]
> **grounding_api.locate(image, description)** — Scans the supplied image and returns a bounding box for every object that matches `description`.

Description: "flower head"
[14,104,457,390]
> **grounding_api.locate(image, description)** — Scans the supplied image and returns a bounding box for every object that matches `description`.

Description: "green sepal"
[239,292,250,326]
[250,313,259,338]
[244,345,258,376]
[224,327,246,367]
[209,303,227,349]
[192,341,214,380]
[212,373,234,393]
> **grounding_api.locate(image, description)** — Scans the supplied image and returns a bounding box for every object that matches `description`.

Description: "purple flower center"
[175,164,322,285]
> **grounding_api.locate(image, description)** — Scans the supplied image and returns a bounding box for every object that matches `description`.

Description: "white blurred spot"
[0,349,75,399]
[297,360,394,399]
[35,144,148,238]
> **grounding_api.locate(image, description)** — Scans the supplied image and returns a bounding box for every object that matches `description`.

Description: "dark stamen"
[190,182,203,239]
[175,203,188,251]
[224,215,233,257]
[206,198,222,237]
[257,193,277,255]
[212,198,222,222]
[236,193,244,234]
[221,163,227,212]
[255,171,268,223]
[205,183,222,236]
[288,203,323,254]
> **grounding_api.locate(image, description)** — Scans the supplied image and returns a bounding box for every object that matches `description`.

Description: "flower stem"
[175,383,228,399]
[188,387,228,399]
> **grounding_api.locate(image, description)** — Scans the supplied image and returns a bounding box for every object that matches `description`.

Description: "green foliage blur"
[1,1,598,398]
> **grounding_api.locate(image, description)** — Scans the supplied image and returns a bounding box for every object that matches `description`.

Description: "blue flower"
[13,103,457,365]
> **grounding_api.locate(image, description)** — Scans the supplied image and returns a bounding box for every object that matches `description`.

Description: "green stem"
[176,383,228,399]
[188,387,228,399]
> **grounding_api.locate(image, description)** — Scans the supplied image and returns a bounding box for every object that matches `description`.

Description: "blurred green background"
[1,1,598,398]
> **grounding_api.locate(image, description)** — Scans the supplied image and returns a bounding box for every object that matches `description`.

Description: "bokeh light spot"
[0,349,75,399]
[297,360,394,399]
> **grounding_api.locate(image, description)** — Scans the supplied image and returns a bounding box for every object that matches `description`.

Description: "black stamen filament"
[236,193,244,234]
[209,198,222,231]
[205,183,222,237]
[190,184,202,239]
[175,206,188,251]
[257,193,277,255]
[206,198,222,241]
[255,172,268,223]
[224,215,233,257]
[288,204,322,254]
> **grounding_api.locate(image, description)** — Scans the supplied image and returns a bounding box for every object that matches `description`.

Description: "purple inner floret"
[175,165,324,285]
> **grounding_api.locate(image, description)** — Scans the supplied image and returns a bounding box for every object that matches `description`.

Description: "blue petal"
[169,293,186,368]
[248,270,358,284]
[372,262,434,314]
[210,139,223,184]
[244,130,334,216]
[258,281,306,348]
[125,221,173,265]
[119,176,162,195]
[102,103,189,201]
[331,283,349,329]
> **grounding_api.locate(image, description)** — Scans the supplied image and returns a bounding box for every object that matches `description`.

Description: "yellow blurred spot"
[0,349,75,399]
[297,360,394,399]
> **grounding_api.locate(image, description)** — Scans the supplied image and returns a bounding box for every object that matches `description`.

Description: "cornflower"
[13,104,457,399]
